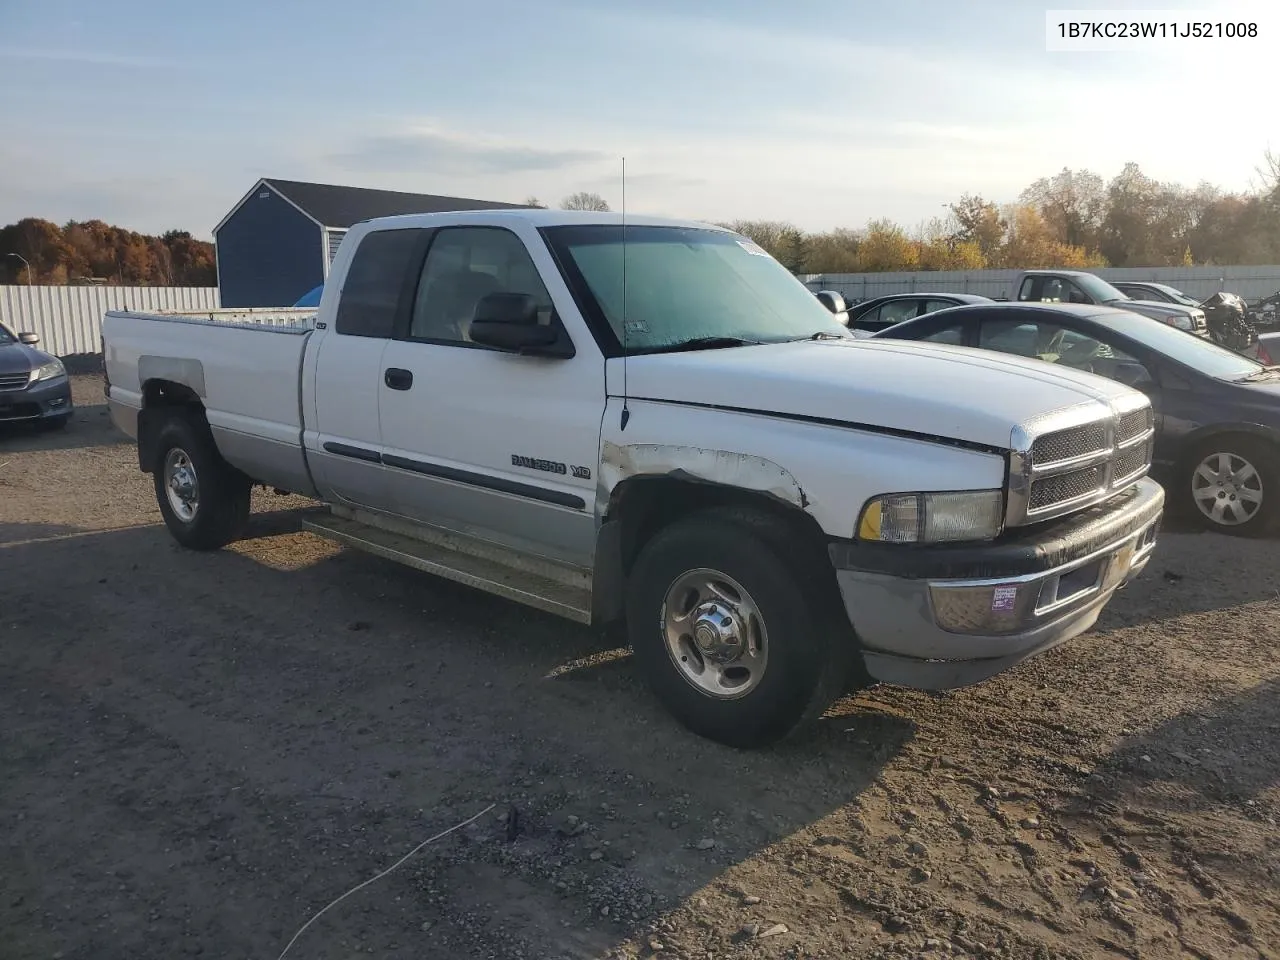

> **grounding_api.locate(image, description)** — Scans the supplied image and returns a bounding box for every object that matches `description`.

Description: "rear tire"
[151,412,251,550]
[1184,435,1279,537]
[625,508,849,748]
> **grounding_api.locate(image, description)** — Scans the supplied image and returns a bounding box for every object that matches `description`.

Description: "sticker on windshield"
[737,240,770,257]
[624,318,648,334]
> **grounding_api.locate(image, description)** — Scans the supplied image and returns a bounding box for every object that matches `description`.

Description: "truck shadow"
[0,510,914,960]
[1079,679,1280,812]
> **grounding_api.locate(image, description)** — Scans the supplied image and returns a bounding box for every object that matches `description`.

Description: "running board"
[302,512,593,623]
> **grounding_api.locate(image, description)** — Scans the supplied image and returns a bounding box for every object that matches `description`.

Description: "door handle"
[384,368,413,391]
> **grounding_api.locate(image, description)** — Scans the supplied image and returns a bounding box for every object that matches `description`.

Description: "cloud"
[0,48,173,68]
[332,126,610,176]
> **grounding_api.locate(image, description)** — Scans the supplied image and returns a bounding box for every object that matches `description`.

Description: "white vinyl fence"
[801,265,1280,304]
[0,285,220,357]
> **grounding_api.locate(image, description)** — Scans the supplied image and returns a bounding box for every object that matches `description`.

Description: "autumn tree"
[856,219,918,271]
[1020,168,1106,249]
[560,191,611,212]
[998,205,1105,269]
[804,228,861,273]
[948,194,1006,261]
[1,217,215,286]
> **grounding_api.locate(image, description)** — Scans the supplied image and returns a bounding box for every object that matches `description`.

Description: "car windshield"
[0,324,15,345]
[1098,310,1265,379]
[542,225,851,353]
[1074,273,1130,303]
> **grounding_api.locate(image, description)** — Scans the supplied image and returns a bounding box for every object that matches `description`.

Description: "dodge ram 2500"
[102,210,1164,747]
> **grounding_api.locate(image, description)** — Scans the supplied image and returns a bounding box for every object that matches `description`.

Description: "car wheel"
[1186,436,1279,536]
[152,412,251,550]
[625,508,849,748]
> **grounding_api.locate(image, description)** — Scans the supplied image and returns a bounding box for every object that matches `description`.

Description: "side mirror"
[468,292,560,352]
[814,290,850,326]
[18,331,39,345]
[815,290,846,314]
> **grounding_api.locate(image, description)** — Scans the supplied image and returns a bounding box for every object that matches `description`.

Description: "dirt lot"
[2,375,1278,960]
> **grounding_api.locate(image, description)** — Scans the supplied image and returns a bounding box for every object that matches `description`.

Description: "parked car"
[101,210,1162,747]
[841,292,992,335]
[1013,270,1209,338]
[871,301,1280,536]
[1248,291,1280,331]
[1111,281,1260,356]
[0,321,72,430]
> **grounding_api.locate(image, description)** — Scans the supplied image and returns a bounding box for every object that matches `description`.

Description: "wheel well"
[609,476,829,575]
[1178,426,1280,470]
[137,379,207,473]
[588,475,834,626]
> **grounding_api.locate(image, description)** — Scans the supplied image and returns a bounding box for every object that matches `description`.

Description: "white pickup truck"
[102,210,1164,747]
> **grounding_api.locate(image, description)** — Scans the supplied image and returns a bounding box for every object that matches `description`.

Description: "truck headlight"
[1164,315,1192,331]
[858,490,1004,543]
[32,358,66,382]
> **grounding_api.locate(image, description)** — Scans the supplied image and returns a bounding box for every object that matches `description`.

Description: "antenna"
[620,155,630,431]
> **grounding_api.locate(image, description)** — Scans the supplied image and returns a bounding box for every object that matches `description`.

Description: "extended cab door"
[306,227,424,513]
[376,224,604,568]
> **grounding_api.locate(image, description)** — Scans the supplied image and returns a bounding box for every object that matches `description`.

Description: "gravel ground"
[2,375,1278,960]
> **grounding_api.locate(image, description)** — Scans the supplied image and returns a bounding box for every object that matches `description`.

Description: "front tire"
[1185,435,1279,537]
[152,412,251,550]
[625,509,848,748]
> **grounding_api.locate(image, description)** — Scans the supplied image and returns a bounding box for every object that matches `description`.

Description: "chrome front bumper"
[831,478,1164,690]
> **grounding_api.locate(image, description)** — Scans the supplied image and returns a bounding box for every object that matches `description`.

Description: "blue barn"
[213,178,526,307]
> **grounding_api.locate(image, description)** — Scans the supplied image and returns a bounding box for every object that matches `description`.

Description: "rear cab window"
[334,229,423,338]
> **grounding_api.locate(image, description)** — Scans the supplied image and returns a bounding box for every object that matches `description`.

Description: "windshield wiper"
[798,331,849,341]
[1235,367,1280,383]
[635,336,764,355]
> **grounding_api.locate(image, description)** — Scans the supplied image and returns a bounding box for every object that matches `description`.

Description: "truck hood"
[1111,298,1200,318]
[620,338,1140,450]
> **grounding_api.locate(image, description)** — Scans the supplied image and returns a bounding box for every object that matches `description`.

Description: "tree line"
[541,154,1280,275]
[0,218,215,286]
[4,154,1277,287]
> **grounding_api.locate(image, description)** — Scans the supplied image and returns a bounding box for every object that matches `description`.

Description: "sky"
[0,0,1276,238]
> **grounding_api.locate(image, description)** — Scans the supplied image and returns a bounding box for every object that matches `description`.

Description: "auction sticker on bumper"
[992,586,1018,612]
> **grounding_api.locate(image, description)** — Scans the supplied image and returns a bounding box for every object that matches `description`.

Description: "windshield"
[1074,273,1130,303]
[0,324,14,345]
[542,225,850,353]
[1099,310,1264,379]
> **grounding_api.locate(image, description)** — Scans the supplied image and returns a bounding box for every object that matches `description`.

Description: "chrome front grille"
[0,371,31,391]
[1117,407,1153,442]
[1031,422,1107,465]
[1008,397,1156,526]
[1028,464,1107,511]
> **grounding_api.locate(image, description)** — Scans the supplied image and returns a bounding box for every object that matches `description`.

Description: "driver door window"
[409,227,555,345]
[875,299,921,326]
[919,323,966,345]
[978,319,1151,384]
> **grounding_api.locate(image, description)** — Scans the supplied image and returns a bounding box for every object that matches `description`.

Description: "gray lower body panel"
[838,510,1161,690]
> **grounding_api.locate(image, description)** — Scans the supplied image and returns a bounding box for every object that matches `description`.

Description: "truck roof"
[1018,269,1092,277]
[354,208,731,233]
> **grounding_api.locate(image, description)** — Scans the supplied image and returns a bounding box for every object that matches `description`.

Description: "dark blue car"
[871,301,1280,536]
[0,321,73,430]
